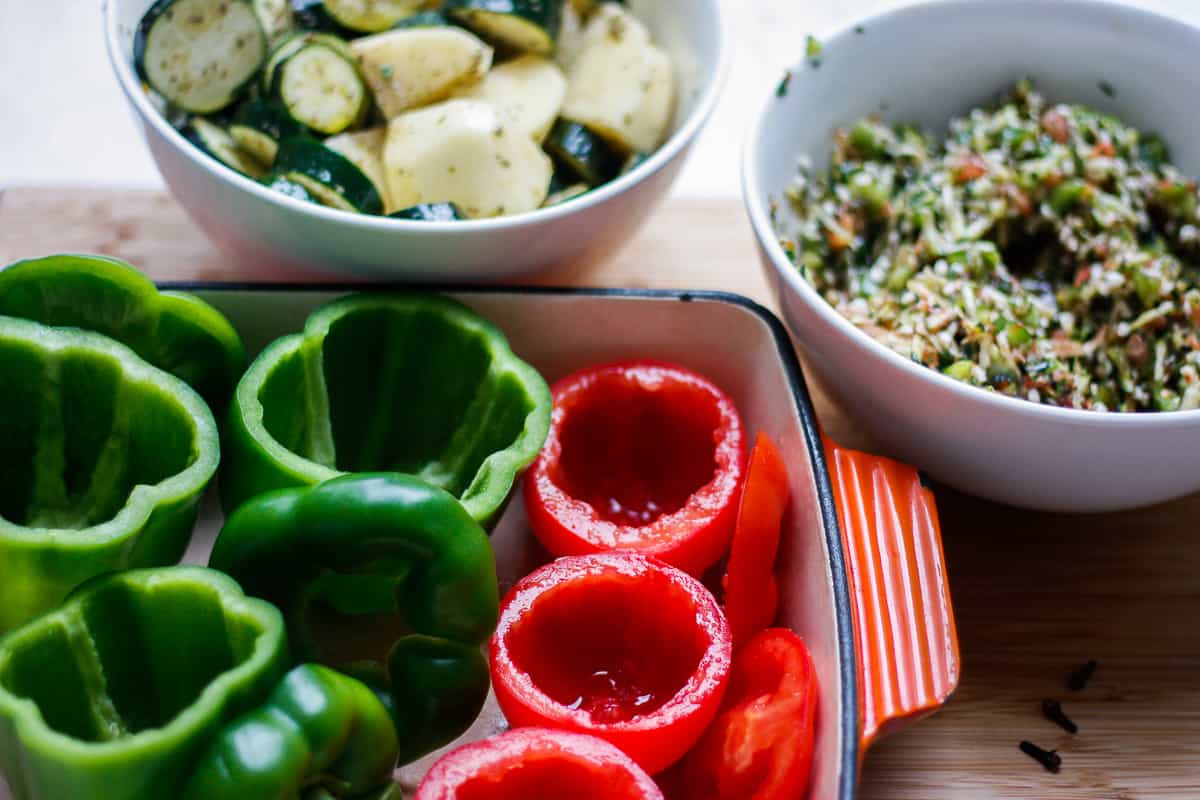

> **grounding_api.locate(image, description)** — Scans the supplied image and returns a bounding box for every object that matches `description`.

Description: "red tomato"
[524,360,746,577]
[723,433,790,649]
[490,553,733,775]
[414,728,663,800]
[661,628,819,800]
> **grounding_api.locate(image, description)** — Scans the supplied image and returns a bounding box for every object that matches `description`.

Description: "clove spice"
[1068,659,1098,691]
[1042,699,1078,734]
[1019,740,1062,773]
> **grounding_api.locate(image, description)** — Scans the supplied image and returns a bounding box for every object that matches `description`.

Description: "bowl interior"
[104,0,723,228]
[752,0,1200,208]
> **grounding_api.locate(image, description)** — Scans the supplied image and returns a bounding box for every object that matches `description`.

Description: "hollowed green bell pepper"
[0,316,219,631]
[182,664,400,800]
[0,254,245,406]
[210,473,499,764]
[220,294,551,528]
[0,567,288,800]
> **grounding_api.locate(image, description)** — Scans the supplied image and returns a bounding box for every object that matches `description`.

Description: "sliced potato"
[384,99,553,218]
[456,55,566,141]
[555,2,586,68]
[350,27,493,118]
[325,127,394,212]
[561,4,675,153]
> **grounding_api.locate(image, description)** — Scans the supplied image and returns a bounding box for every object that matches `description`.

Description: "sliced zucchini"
[456,55,566,141]
[135,0,267,113]
[389,202,466,220]
[393,10,451,27]
[561,4,675,153]
[444,0,563,56]
[185,117,269,178]
[261,31,355,91]
[229,99,308,164]
[544,118,622,185]
[254,0,295,42]
[272,42,367,134]
[351,27,493,118]
[262,172,318,202]
[384,99,553,218]
[323,0,428,32]
[291,0,341,31]
[543,180,588,206]
[325,127,392,211]
[275,137,384,213]
[621,150,649,174]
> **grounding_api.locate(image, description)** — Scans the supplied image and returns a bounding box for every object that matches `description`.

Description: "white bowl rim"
[102,0,730,233]
[743,0,1200,430]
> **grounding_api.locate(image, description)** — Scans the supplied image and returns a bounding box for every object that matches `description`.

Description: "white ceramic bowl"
[745,0,1200,513]
[102,0,726,281]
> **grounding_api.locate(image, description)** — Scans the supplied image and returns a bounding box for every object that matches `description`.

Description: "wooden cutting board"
[3,187,1199,799]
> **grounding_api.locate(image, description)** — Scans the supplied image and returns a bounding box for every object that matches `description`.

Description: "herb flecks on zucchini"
[545,118,622,185]
[384,99,552,218]
[561,3,674,153]
[137,0,268,113]
[389,202,466,220]
[445,0,564,57]
[275,136,384,213]
[272,42,367,134]
[186,117,269,178]
[351,27,493,118]
[254,0,295,42]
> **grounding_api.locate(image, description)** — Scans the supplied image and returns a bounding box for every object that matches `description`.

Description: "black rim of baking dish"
[160,283,861,799]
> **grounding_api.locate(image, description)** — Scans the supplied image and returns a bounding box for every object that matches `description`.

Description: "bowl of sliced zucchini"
[103,0,725,279]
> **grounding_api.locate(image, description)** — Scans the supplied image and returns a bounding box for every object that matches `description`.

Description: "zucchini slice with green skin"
[323,0,429,32]
[444,0,564,56]
[290,0,342,31]
[185,117,269,178]
[254,0,295,42]
[229,99,308,164]
[544,118,623,186]
[325,127,392,211]
[271,42,367,134]
[136,0,268,113]
[393,10,451,27]
[262,172,318,203]
[275,137,384,213]
[261,31,356,91]
[388,202,466,220]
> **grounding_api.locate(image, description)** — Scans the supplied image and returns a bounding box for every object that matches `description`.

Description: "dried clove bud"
[1042,699,1078,734]
[1020,740,1062,773]
[1068,659,1098,691]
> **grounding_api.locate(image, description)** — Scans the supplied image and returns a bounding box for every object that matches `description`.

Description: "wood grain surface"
[3,187,1198,799]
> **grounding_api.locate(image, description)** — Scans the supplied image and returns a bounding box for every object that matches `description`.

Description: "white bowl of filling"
[745,0,1200,512]
[103,0,725,279]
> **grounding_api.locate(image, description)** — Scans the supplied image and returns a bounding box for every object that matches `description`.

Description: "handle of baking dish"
[823,438,960,751]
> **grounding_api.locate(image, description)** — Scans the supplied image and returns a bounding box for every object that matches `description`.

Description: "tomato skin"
[661,628,819,800]
[414,728,663,800]
[524,360,746,577]
[723,433,791,649]
[490,553,733,775]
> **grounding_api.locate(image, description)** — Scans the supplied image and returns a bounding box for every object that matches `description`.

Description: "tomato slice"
[524,360,746,577]
[415,728,663,800]
[723,433,790,649]
[661,628,818,800]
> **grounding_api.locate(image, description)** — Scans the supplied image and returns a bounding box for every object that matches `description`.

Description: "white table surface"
[4,0,1197,197]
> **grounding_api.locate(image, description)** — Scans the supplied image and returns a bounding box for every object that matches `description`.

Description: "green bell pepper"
[181,664,400,800]
[0,254,245,406]
[0,567,288,800]
[0,316,219,631]
[220,294,551,528]
[210,473,499,764]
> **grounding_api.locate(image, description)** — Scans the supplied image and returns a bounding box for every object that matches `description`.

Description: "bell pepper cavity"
[0,567,287,800]
[0,254,245,406]
[0,316,219,632]
[221,294,551,528]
